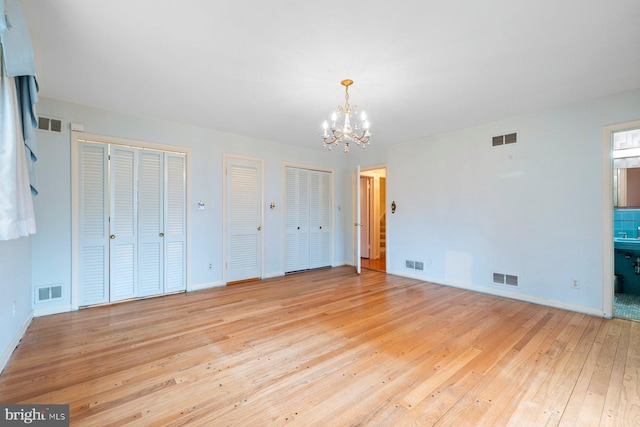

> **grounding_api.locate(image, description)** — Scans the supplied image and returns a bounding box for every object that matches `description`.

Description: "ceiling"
[20,0,640,151]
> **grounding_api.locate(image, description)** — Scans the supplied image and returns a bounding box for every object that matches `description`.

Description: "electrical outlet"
[571,279,580,289]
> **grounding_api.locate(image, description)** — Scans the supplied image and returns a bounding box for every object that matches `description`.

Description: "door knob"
[110,234,116,239]
[257,226,262,231]
[159,232,164,237]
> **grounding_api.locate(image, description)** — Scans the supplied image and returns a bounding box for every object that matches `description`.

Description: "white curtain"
[0,44,35,240]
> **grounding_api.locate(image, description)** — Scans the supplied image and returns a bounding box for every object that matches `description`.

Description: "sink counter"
[614,237,640,251]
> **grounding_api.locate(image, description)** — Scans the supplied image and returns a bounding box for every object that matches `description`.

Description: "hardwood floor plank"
[1,267,638,426]
[619,321,640,426]
[507,313,595,426]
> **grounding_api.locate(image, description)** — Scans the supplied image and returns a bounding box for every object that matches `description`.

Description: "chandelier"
[322,79,371,153]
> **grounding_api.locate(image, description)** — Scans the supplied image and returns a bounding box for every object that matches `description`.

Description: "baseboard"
[387,269,606,318]
[189,281,224,292]
[264,271,284,279]
[33,304,73,317]
[0,310,34,375]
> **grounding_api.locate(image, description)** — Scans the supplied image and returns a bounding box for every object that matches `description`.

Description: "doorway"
[360,167,386,272]
[612,126,640,321]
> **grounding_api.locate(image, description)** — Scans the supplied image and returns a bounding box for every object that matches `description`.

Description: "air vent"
[493,272,518,286]
[37,116,63,133]
[492,132,517,147]
[36,284,63,302]
[405,260,425,271]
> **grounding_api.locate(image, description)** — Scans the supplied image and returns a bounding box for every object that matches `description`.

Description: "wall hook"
[391,201,397,214]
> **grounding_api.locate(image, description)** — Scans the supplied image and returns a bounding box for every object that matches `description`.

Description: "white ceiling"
[21,0,640,150]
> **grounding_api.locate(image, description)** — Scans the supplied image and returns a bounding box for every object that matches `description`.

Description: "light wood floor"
[1,267,639,426]
[361,256,386,272]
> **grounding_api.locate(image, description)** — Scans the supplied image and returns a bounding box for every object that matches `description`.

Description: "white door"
[285,167,310,272]
[226,157,263,282]
[319,171,332,268]
[77,142,110,306]
[138,150,164,297]
[296,169,310,270]
[354,166,361,274]
[76,139,188,306]
[109,146,138,301]
[310,171,332,269]
[284,167,299,272]
[164,153,187,293]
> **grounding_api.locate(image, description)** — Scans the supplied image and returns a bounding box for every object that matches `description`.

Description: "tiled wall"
[614,209,640,239]
[614,209,640,295]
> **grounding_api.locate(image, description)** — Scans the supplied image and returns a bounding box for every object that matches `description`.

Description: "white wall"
[30,97,349,314]
[0,237,33,372]
[349,89,640,316]
[15,88,640,329]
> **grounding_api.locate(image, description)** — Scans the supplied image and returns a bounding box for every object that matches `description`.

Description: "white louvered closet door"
[319,171,332,267]
[309,171,322,269]
[285,167,310,272]
[78,142,109,306]
[284,167,299,272]
[285,167,331,273]
[297,169,310,270]
[138,151,164,297]
[109,146,138,301]
[164,153,187,293]
[76,139,187,306]
[226,157,262,283]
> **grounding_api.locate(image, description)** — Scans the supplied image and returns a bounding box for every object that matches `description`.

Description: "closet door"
[284,167,310,272]
[164,153,187,293]
[78,142,109,306]
[138,150,164,297]
[75,139,187,306]
[319,171,332,267]
[226,157,262,283]
[284,167,299,272]
[109,146,138,301]
[309,171,332,269]
[309,171,323,269]
[285,167,334,272]
[297,169,310,269]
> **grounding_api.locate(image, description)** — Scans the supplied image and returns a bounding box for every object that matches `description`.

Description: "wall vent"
[405,260,424,271]
[36,284,63,302]
[493,272,518,286]
[37,116,63,133]
[492,132,517,147]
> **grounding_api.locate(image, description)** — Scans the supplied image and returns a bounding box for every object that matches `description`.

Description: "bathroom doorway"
[360,167,387,272]
[612,126,640,321]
